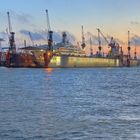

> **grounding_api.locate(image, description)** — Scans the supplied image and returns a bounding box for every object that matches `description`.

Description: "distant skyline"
[1,0,140,55]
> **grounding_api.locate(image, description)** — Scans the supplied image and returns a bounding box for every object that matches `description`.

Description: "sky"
[1,0,140,55]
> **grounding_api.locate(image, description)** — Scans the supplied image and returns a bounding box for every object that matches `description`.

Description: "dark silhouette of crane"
[134,40,137,60]
[81,25,86,49]
[97,28,120,58]
[127,31,131,58]
[45,9,53,50]
[7,12,16,53]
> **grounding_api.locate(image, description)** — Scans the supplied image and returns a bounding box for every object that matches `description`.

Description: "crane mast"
[127,31,131,59]
[97,28,102,55]
[81,25,86,49]
[45,9,53,50]
[90,37,93,56]
[7,12,16,53]
[97,28,109,45]
[7,12,12,33]
[134,41,137,59]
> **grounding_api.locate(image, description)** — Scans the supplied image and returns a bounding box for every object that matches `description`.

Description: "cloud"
[84,32,124,46]
[131,35,140,45]
[19,29,76,44]
[0,32,8,40]
[130,21,140,25]
[16,13,33,24]
[84,32,99,45]
[6,10,34,26]
[20,29,45,40]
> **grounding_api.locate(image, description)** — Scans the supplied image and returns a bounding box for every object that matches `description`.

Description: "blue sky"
[0,0,140,49]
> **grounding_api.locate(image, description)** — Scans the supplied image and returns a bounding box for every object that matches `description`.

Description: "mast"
[45,9,53,51]
[81,25,86,49]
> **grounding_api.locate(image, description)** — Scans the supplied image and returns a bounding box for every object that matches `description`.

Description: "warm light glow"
[45,68,54,74]
[47,52,51,57]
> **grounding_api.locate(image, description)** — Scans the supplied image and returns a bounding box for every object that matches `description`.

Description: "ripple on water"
[0,67,140,139]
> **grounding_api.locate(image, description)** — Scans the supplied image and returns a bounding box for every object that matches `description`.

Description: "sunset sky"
[0,0,140,55]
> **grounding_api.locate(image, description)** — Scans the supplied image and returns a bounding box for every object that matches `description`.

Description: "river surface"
[0,67,140,140]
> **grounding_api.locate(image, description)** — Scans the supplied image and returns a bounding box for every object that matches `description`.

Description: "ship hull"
[48,55,120,68]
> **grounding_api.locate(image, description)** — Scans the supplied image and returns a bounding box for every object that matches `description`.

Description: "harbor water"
[0,67,140,139]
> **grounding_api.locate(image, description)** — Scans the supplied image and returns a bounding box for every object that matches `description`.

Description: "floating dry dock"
[0,11,139,68]
[48,55,138,68]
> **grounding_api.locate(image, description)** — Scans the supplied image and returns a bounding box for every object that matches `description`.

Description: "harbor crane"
[7,11,16,53]
[97,28,110,45]
[45,9,53,50]
[81,25,86,49]
[97,28,109,56]
[97,28,120,57]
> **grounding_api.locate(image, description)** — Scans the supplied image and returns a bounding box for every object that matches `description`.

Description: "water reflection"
[44,68,54,74]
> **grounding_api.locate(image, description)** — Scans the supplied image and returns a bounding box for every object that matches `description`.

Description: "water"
[0,67,140,140]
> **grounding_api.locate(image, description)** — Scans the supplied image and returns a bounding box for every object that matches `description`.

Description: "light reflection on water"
[0,67,140,139]
[44,68,54,74]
